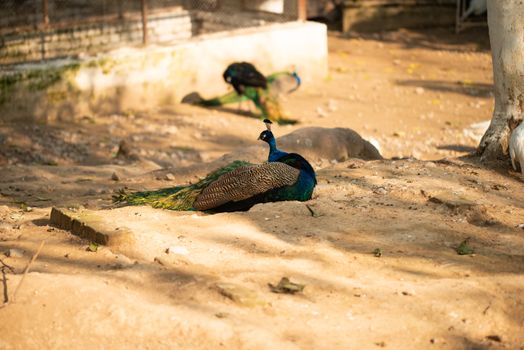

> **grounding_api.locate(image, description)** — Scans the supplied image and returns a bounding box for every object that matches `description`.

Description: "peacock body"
[115,124,316,212]
[223,62,267,95]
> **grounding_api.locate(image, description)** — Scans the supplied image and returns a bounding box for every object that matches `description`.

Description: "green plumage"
[114,160,251,210]
[199,71,300,125]
[114,120,317,212]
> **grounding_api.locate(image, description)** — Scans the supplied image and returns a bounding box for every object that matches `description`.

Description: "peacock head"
[257,119,275,143]
[258,130,274,143]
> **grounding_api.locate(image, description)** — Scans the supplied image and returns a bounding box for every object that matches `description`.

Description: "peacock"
[196,62,301,125]
[223,62,268,95]
[114,121,316,212]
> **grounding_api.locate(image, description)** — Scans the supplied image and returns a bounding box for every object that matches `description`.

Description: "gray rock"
[4,248,24,258]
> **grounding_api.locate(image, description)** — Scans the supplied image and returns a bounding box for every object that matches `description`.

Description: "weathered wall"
[0,21,328,122]
[0,9,193,65]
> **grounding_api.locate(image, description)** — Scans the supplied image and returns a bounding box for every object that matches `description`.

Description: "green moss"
[0,72,24,105]
[85,57,118,75]
[0,62,81,106]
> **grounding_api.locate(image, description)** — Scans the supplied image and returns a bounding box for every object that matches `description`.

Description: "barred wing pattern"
[193,162,300,210]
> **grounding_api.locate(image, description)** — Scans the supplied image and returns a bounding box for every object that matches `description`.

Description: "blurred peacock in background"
[183,62,301,125]
[114,120,316,212]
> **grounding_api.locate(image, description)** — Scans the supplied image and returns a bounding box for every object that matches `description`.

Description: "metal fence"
[0,0,307,65]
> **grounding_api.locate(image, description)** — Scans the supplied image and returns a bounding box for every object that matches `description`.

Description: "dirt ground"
[1,27,524,349]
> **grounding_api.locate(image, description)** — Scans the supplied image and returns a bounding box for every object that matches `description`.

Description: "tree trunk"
[478,1,524,162]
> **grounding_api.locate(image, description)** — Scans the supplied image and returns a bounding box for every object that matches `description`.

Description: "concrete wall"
[0,1,302,66]
[1,21,328,122]
[0,9,193,65]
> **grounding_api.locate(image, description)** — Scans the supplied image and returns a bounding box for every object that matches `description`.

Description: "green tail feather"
[198,73,298,125]
[199,91,249,106]
[113,160,252,210]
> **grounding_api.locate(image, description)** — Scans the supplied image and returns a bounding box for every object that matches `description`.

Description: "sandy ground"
[1,28,524,349]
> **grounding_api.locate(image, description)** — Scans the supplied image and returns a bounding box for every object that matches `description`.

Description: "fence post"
[40,0,49,61]
[297,0,307,21]
[141,0,148,44]
[42,0,49,27]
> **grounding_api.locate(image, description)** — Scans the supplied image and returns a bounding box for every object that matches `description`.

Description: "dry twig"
[0,240,45,308]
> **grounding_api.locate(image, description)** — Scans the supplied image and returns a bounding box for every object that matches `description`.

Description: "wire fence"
[0,0,305,66]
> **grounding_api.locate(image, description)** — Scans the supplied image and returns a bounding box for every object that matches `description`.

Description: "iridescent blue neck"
[266,134,288,162]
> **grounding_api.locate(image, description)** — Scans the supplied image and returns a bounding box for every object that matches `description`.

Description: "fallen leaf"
[86,242,99,252]
[268,277,305,294]
[456,238,474,255]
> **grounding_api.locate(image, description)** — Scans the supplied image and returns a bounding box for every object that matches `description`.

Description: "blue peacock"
[114,120,316,212]
[196,62,301,125]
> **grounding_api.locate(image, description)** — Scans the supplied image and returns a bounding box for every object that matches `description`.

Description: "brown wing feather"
[193,162,300,211]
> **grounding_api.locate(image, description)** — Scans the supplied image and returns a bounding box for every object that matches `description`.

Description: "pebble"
[4,248,24,258]
[316,106,328,118]
[111,172,120,181]
[373,187,388,195]
[327,99,338,112]
[165,173,175,181]
[165,246,189,256]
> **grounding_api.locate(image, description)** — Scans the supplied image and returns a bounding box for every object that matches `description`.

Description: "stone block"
[50,207,135,248]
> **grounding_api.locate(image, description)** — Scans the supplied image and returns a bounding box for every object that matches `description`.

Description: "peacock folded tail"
[114,160,314,212]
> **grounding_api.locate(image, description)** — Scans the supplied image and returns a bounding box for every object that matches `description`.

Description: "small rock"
[164,173,175,181]
[111,172,120,181]
[485,335,502,342]
[116,139,133,158]
[4,248,24,258]
[327,99,338,112]
[415,87,425,95]
[316,106,328,118]
[165,246,189,255]
[516,224,524,229]
[373,187,388,195]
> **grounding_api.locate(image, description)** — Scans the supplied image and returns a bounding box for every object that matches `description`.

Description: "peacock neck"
[268,138,278,153]
[267,137,288,162]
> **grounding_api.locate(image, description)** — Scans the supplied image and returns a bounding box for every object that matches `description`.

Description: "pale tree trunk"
[478,1,524,162]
